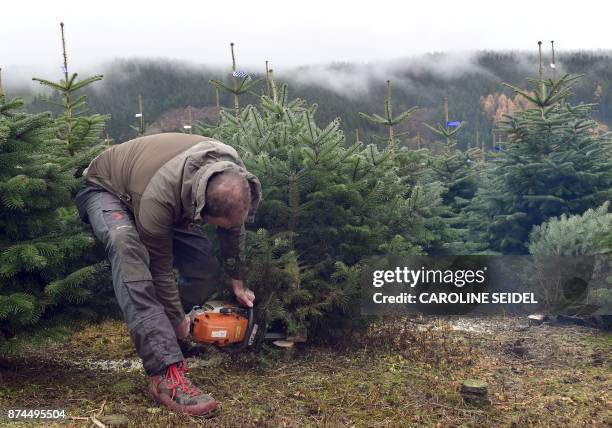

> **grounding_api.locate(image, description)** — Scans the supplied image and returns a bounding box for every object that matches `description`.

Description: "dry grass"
[0,315,610,427]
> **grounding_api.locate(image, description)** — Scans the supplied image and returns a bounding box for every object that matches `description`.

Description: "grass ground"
[0,315,610,427]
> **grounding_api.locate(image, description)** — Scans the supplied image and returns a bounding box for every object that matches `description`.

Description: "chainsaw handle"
[220,306,254,353]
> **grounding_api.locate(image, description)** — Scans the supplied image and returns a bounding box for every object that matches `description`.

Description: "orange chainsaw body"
[191,301,249,347]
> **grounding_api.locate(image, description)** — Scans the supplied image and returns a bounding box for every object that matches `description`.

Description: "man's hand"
[232,279,255,308]
[174,315,190,340]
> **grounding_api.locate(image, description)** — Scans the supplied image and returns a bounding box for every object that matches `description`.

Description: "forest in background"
[6,50,612,150]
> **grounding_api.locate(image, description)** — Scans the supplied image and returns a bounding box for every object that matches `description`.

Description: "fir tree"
[0,83,107,354]
[32,22,108,175]
[526,202,612,310]
[359,80,418,147]
[467,71,612,253]
[424,98,465,146]
[424,99,480,253]
[0,23,114,355]
[529,202,612,256]
[208,42,261,116]
[196,72,450,338]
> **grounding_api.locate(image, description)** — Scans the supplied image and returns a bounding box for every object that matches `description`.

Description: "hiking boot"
[149,361,219,417]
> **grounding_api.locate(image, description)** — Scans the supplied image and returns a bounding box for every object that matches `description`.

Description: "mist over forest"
[6,50,612,149]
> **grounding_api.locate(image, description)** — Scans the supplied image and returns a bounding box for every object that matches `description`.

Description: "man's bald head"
[202,170,251,225]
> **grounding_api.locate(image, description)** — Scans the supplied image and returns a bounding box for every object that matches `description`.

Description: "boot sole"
[149,392,220,417]
[192,405,221,419]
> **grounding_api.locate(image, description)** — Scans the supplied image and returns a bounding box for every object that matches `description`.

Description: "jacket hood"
[191,160,262,223]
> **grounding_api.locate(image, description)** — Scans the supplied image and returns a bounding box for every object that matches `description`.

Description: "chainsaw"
[186,301,288,353]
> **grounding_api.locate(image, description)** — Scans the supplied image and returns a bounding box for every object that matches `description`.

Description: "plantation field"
[2,33,612,427]
[1,316,609,427]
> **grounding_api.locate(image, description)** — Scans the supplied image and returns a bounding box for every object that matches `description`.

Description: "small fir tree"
[208,43,261,116]
[424,99,480,253]
[359,80,418,147]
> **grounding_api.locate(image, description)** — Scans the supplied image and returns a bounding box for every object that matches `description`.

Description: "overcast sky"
[2,0,610,76]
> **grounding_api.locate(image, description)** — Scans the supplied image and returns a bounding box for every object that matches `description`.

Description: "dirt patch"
[0,316,610,427]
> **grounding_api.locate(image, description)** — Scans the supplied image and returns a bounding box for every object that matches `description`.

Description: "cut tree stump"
[460,379,490,406]
[272,340,295,348]
[527,313,549,326]
[99,414,129,427]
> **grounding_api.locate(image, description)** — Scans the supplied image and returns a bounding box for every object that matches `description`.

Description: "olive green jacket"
[84,133,261,326]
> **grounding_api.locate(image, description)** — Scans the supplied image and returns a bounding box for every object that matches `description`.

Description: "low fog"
[6,47,610,101]
[3,0,611,96]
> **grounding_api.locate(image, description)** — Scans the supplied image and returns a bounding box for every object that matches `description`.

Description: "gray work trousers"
[75,183,219,375]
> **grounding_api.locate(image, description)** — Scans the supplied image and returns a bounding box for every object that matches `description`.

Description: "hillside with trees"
[12,50,612,152]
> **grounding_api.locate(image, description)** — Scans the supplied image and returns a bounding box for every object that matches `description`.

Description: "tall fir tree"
[0,23,113,354]
[467,72,612,253]
[196,71,450,338]
[0,82,106,354]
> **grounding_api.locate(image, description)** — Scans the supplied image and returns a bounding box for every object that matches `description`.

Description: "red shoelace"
[164,362,202,399]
